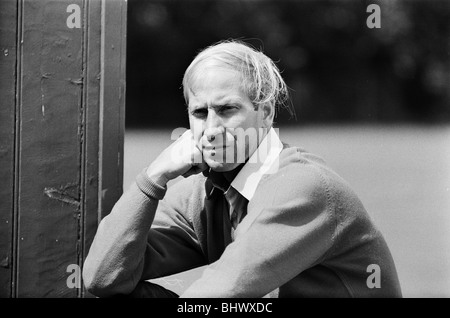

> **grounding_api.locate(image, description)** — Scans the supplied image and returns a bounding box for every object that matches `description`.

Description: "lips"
[202,145,229,151]
[203,145,230,157]
[202,136,232,151]
[199,129,238,162]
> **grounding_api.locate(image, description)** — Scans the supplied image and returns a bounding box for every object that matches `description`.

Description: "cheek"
[227,109,259,130]
[189,117,204,142]
[238,109,262,130]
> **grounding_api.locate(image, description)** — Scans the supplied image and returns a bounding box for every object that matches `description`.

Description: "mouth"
[202,145,230,151]
[202,145,234,162]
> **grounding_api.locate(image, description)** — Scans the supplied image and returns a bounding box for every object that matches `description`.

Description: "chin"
[205,159,240,172]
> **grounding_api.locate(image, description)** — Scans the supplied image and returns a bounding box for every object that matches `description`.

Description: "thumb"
[191,144,204,166]
[183,145,208,178]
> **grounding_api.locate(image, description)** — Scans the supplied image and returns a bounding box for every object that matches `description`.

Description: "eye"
[218,105,237,114]
[191,108,208,118]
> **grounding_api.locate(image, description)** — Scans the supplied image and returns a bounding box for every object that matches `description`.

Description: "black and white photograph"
[0,0,449,302]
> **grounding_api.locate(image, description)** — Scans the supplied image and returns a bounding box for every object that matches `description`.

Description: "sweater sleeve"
[180,161,336,298]
[82,170,206,298]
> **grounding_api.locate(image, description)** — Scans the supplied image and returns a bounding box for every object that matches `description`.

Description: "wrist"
[136,168,167,200]
[146,166,169,187]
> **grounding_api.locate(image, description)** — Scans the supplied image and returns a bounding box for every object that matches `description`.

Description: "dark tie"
[224,185,248,240]
[203,169,247,263]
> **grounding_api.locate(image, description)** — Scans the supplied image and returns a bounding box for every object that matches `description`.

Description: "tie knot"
[209,171,231,193]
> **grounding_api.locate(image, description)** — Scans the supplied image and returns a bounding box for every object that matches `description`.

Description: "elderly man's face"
[187,66,269,172]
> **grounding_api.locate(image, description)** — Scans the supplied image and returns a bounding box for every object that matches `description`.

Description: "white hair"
[182,39,294,119]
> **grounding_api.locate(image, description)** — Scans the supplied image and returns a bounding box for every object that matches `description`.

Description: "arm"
[82,172,206,297]
[181,162,336,297]
[83,130,208,297]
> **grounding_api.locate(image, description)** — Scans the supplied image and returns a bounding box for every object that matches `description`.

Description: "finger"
[191,143,204,166]
[178,129,193,143]
[182,161,208,178]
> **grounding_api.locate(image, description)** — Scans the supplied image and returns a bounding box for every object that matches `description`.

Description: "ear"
[260,103,275,128]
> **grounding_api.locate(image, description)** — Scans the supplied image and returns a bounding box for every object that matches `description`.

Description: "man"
[83,40,402,297]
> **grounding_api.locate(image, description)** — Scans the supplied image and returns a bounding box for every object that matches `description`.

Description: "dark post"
[0,0,127,297]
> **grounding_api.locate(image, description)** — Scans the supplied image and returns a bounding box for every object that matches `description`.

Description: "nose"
[204,112,223,142]
[205,111,222,130]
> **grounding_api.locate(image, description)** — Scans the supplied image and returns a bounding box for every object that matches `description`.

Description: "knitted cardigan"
[83,146,402,298]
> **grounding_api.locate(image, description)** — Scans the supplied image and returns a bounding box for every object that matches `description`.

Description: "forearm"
[83,172,167,297]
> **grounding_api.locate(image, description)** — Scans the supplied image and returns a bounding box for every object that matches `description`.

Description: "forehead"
[188,65,248,106]
[190,63,241,91]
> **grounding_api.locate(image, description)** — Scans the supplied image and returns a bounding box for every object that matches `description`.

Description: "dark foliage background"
[125,0,450,128]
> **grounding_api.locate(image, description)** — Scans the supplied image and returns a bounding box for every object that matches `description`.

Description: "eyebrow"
[216,95,244,104]
[189,96,244,109]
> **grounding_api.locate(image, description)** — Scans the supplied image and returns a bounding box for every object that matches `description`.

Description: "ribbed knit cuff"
[135,168,167,200]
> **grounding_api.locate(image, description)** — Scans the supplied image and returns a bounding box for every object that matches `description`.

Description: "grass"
[124,124,450,297]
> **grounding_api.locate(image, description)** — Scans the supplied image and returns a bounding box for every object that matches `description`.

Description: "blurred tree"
[126,0,450,127]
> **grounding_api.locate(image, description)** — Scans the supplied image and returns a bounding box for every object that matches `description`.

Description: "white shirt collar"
[230,127,283,201]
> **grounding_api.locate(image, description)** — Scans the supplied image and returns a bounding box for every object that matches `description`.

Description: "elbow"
[82,260,110,297]
[82,272,100,297]
[82,258,134,298]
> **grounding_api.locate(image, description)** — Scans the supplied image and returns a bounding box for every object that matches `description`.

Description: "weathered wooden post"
[0,0,127,297]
